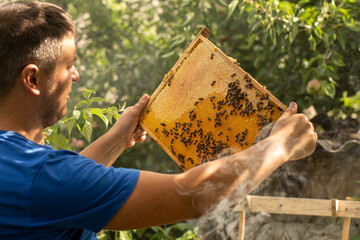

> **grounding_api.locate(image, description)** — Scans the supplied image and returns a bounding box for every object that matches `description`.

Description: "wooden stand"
[234,196,360,240]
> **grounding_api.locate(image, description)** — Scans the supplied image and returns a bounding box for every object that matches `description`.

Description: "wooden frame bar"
[234,196,360,240]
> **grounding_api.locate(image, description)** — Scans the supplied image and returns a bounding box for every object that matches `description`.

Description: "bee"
[167,75,173,87]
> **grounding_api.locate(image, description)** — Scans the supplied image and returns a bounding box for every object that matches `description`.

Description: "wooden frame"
[234,195,358,240]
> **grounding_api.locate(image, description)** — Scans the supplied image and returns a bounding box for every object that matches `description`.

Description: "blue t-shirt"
[0,130,140,239]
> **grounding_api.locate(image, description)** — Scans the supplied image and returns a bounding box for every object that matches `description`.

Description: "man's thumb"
[279,102,297,119]
[135,94,150,110]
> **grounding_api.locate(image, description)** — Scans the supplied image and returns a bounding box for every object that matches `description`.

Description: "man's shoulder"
[0,130,52,150]
[0,130,56,163]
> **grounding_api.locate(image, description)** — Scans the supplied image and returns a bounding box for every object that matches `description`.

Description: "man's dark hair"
[0,1,76,99]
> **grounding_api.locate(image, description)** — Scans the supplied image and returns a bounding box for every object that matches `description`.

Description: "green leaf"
[326,65,339,80]
[46,132,71,150]
[118,231,133,240]
[52,121,63,135]
[227,0,239,19]
[308,34,317,51]
[297,0,311,7]
[279,1,294,16]
[176,226,199,240]
[313,26,323,39]
[89,108,109,128]
[80,120,93,143]
[76,111,86,130]
[105,111,115,125]
[74,100,88,110]
[118,102,126,112]
[336,29,347,50]
[341,91,360,112]
[330,54,346,67]
[324,82,336,98]
[83,88,95,100]
[249,20,261,33]
[73,110,81,120]
[289,27,299,44]
[65,118,77,137]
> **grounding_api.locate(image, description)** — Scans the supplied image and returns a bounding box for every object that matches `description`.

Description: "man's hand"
[270,102,317,160]
[113,94,150,149]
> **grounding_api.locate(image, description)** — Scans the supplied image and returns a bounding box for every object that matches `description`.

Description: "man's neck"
[0,93,45,145]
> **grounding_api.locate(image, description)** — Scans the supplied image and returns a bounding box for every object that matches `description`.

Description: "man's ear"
[21,64,40,96]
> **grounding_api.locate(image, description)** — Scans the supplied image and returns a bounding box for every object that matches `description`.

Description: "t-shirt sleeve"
[28,150,140,232]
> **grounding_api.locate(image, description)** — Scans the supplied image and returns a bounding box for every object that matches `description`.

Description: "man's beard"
[39,87,67,128]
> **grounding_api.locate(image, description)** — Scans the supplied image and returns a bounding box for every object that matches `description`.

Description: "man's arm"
[104,102,317,230]
[79,94,149,167]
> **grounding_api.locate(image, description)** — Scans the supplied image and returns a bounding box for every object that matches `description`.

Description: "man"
[0,1,317,239]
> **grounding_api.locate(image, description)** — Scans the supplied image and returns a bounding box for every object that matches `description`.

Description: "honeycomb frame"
[139,28,287,171]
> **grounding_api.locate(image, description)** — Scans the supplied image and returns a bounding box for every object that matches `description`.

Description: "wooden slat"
[342,197,354,240]
[238,211,246,240]
[234,196,360,218]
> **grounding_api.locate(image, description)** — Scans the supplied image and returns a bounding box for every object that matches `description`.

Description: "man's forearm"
[80,127,126,167]
[175,135,287,212]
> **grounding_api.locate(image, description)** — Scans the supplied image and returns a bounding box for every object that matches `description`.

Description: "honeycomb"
[139,28,286,171]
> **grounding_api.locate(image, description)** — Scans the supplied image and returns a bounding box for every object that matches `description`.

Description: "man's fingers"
[279,102,298,119]
[134,125,146,136]
[133,94,150,113]
[122,94,149,119]
[139,94,150,106]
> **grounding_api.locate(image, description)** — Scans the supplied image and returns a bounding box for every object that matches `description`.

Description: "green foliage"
[342,91,360,114]
[44,88,124,149]
[97,223,198,240]
[217,0,360,114]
